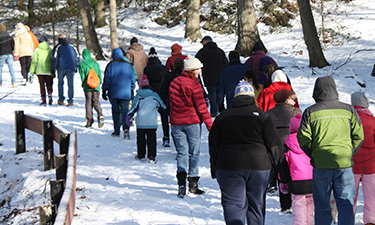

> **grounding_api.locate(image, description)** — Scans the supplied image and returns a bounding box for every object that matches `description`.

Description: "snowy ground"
[1,0,375,224]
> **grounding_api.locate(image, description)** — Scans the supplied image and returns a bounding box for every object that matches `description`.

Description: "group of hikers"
[1,22,374,225]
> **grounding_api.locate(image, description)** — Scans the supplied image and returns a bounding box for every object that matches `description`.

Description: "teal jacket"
[79,49,102,92]
[29,41,52,76]
[297,76,364,169]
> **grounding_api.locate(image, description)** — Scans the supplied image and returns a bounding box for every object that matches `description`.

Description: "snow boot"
[40,96,46,106]
[85,119,94,128]
[98,114,104,128]
[48,94,52,105]
[124,129,130,139]
[188,177,204,195]
[177,172,187,198]
[162,136,170,147]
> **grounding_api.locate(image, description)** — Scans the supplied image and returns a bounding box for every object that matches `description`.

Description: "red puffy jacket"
[257,82,299,112]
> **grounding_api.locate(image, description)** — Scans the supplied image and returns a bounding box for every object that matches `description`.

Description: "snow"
[0,0,374,224]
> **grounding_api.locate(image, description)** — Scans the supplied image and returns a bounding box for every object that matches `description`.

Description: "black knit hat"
[274,89,296,103]
[148,47,158,58]
[130,37,138,45]
[229,51,240,61]
[252,42,263,52]
[173,57,184,69]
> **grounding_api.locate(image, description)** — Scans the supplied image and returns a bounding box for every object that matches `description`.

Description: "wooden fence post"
[59,133,70,155]
[50,179,65,208]
[39,205,56,224]
[55,154,67,181]
[42,120,54,171]
[15,111,25,154]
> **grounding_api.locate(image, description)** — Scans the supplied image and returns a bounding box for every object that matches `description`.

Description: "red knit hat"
[139,75,149,88]
[171,43,182,56]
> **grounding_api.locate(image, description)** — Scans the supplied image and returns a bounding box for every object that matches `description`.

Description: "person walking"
[209,81,288,225]
[244,42,278,79]
[14,22,34,83]
[29,36,53,105]
[0,24,17,87]
[127,75,166,163]
[169,57,213,198]
[102,48,135,139]
[165,43,187,71]
[79,48,104,128]
[351,91,375,225]
[51,33,79,106]
[195,36,228,117]
[284,114,314,225]
[24,25,39,51]
[217,50,250,111]
[125,37,148,82]
[297,76,364,225]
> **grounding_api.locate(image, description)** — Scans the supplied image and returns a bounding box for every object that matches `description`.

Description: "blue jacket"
[128,88,166,129]
[217,60,250,109]
[53,39,79,71]
[102,48,135,100]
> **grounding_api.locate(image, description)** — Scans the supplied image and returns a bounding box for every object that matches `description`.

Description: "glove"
[204,97,210,108]
[279,183,289,195]
[102,89,108,101]
[14,56,19,61]
[125,116,133,127]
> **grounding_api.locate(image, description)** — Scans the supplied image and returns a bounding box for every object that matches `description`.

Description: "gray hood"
[312,76,339,102]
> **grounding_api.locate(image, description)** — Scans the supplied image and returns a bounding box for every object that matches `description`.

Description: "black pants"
[159,109,169,138]
[137,128,157,159]
[19,56,31,79]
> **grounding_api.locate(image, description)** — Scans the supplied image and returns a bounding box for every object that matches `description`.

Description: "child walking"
[283,114,314,225]
[127,75,166,163]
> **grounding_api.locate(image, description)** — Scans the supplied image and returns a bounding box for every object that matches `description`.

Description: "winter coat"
[244,51,278,77]
[209,95,288,182]
[143,57,169,94]
[159,68,182,112]
[128,88,166,129]
[285,133,313,195]
[52,39,79,71]
[79,49,102,92]
[29,41,52,76]
[126,43,148,80]
[169,72,213,131]
[165,54,187,71]
[217,60,250,109]
[28,31,39,51]
[263,69,292,89]
[102,48,135,100]
[266,103,302,144]
[257,82,299,112]
[352,110,375,174]
[297,76,364,169]
[14,27,34,57]
[195,41,228,86]
[0,31,14,56]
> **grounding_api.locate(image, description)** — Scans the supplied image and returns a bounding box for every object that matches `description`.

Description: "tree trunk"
[235,0,263,57]
[78,0,105,60]
[297,0,329,68]
[184,0,201,42]
[94,0,107,28]
[27,0,36,28]
[109,0,119,50]
[17,0,26,11]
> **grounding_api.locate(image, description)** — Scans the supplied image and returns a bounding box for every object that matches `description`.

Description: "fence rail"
[14,111,77,225]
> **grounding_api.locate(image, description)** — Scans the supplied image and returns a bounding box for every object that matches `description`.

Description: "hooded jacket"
[195,41,228,86]
[14,26,34,57]
[79,49,102,92]
[128,88,166,129]
[143,57,169,94]
[29,41,52,76]
[257,82,299,112]
[126,43,148,80]
[297,76,364,169]
[0,30,14,56]
[53,38,79,71]
[165,54,187,71]
[102,48,135,100]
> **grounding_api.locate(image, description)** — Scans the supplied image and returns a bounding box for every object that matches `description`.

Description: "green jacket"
[79,49,102,92]
[297,76,364,169]
[29,41,52,75]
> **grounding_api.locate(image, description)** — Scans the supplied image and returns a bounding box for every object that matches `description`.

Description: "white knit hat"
[234,80,255,98]
[271,70,288,83]
[184,57,203,71]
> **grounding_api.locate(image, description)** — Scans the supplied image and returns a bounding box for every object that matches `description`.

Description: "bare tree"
[297,0,329,68]
[78,0,105,60]
[235,0,262,57]
[109,0,119,50]
[94,0,107,28]
[27,0,36,28]
[184,0,201,42]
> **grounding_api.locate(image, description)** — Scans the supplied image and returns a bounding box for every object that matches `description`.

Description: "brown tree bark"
[184,0,201,42]
[297,0,329,68]
[78,0,105,60]
[94,0,107,28]
[27,0,36,28]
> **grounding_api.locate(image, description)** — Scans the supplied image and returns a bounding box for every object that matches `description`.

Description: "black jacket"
[159,68,182,112]
[209,95,288,181]
[0,31,14,56]
[144,57,169,94]
[195,41,228,86]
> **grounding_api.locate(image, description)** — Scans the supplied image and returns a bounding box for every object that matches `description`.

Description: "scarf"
[354,106,373,116]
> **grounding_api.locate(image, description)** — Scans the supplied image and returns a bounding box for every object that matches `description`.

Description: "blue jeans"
[110,98,129,133]
[206,84,219,115]
[58,70,75,103]
[216,170,270,225]
[171,124,202,177]
[313,168,356,225]
[0,54,16,85]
